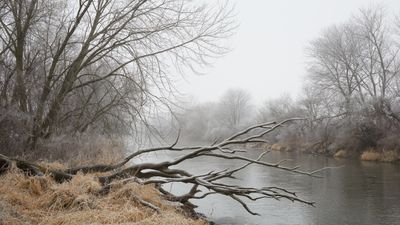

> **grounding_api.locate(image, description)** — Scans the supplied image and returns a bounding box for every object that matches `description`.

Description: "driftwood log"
[0,118,330,216]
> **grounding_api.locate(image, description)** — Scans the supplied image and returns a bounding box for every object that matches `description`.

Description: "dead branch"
[0,154,73,182]
[0,119,338,217]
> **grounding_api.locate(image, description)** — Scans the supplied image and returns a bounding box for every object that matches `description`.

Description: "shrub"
[381,150,399,162]
[0,106,126,163]
[35,134,126,165]
[355,122,384,150]
[360,149,381,161]
[377,134,400,150]
[0,134,127,164]
[0,107,31,156]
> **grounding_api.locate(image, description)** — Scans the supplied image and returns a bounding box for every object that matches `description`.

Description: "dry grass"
[33,135,126,164]
[270,143,285,151]
[64,136,126,167]
[0,169,207,225]
[333,149,348,158]
[381,150,399,162]
[360,149,382,161]
[260,143,271,150]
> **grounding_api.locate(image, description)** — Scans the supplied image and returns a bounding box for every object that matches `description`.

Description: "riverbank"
[0,168,207,225]
[258,143,400,163]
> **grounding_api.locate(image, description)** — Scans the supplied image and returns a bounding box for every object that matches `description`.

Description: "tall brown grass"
[333,149,348,158]
[360,149,381,161]
[381,150,399,162]
[270,143,285,151]
[360,149,399,162]
[0,169,207,225]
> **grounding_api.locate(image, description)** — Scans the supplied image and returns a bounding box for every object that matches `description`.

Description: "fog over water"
[130,149,400,225]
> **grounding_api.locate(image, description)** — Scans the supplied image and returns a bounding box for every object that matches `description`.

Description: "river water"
[132,149,400,225]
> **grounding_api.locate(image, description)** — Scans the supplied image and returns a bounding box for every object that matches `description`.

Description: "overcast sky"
[177,0,400,104]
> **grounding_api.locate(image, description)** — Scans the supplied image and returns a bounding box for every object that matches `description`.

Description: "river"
[131,148,400,225]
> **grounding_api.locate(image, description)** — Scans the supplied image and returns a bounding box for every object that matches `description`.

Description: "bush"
[351,122,383,151]
[0,106,126,163]
[381,150,399,162]
[377,134,400,150]
[0,107,31,156]
[0,132,126,164]
[35,134,126,164]
[360,149,381,161]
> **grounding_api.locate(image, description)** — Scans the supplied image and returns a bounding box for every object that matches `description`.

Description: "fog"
[1,1,400,225]
[179,0,400,104]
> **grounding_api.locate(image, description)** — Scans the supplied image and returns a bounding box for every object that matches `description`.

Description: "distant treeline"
[171,6,400,159]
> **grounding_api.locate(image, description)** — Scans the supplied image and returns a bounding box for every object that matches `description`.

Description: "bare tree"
[0,0,40,112]
[0,0,236,150]
[218,88,253,130]
[257,94,303,122]
[300,5,400,153]
[354,7,400,101]
[307,23,364,114]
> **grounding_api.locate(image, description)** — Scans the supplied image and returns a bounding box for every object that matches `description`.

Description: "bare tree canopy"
[307,6,400,115]
[265,5,400,156]
[0,0,235,150]
[218,88,253,129]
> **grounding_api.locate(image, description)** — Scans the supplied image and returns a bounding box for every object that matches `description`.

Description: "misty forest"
[0,1,399,225]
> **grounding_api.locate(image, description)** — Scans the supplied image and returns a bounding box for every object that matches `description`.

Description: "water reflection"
[131,149,400,225]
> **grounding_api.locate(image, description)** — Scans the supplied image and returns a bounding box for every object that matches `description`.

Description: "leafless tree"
[354,7,400,101]
[307,23,364,114]
[218,88,253,130]
[0,0,236,150]
[257,94,303,122]
[301,5,400,153]
[308,6,400,113]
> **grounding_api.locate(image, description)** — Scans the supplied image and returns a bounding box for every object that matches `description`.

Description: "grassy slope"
[0,169,206,225]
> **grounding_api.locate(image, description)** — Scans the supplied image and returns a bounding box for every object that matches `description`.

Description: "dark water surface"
[132,149,400,225]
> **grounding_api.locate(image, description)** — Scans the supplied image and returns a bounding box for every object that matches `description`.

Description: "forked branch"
[1,119,337,217]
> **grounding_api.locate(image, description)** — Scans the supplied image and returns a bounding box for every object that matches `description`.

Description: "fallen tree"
[0,118,329,217]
